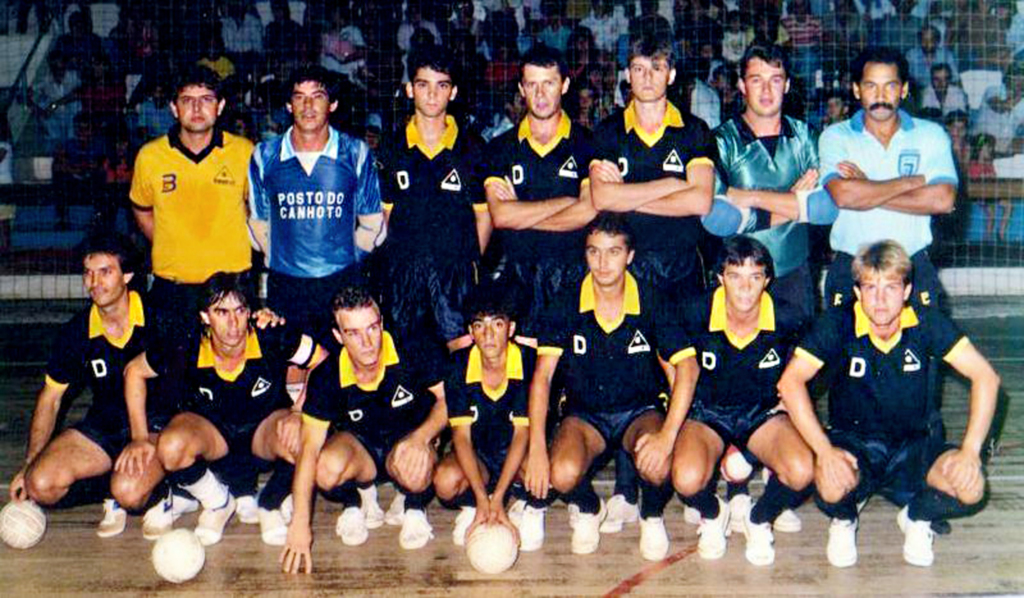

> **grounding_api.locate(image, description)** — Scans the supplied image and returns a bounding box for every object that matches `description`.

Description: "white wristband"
[796,189,811,223]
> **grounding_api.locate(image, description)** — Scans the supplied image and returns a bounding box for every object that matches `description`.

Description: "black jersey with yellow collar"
[682,287,806,413]
[485,113,596,262]
[379,115,487,260]
[302,331,444,447]
[44,291,150,428]
[535,272,688,414]
[593,102,715,253]
[447,342,533,456]
[147,324,316,429]
[795,303,967,439]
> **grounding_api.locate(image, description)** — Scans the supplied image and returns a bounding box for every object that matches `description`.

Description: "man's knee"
[815,471,854,505]
[110,474,150,510]
[549,457,584,494]
[672,460,710,497]
[156,431,191,471]
[315,452,346,491]
[776,453,815,491]
[432,462,464,501]
[25,466,69,505]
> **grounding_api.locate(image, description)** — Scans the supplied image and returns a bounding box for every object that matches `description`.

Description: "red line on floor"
[603,544,699,597]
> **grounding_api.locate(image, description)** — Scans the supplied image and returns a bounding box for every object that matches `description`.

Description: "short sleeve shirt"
[535,272,689,414]
[795,302,968,439]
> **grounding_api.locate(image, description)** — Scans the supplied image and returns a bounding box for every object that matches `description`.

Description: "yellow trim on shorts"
[794,347,824,369]
[668,347,696,365]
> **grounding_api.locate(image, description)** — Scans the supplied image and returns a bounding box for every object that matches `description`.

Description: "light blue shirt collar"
[849,109,915,133]
[280,126,340,162]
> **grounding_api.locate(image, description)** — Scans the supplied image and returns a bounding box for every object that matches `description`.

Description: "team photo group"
[3,32,1002,579]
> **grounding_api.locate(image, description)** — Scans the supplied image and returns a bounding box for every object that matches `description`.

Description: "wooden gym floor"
[0,300,1022,596]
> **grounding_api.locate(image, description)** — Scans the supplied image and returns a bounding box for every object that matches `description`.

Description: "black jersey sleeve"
[686,115,717,167]
[302,356,341,425]
[44,315,88,388]
[920,307,968,360]
[260,324,317,369]
[652,290,693,364]
[534,292,570,356]
[794,308,845,369]
[591,113,622,162]
[445,357,473,427]
[483,132,514,183]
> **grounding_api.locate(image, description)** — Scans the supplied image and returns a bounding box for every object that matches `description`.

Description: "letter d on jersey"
[348,409,364,422]
[849,357,866,378]
[512,165,524,185]
[396,171,410,190]
[573,335,587,355]
[90,359,108,378]
[701,351,717,370]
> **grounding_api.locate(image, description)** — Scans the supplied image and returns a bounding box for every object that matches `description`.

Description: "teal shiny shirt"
[714,115,819,277]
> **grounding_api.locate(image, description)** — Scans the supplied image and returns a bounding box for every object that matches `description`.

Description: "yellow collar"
[854,301,919,354]
[466,343,524,401]
[406,115,458,160]
[518,111,571,158]
[708,287,776,350]
[624,101,683,148]
[339,331,400,391]
[88,291,145,349]
[579,272,641,334]
[197,329,262,382]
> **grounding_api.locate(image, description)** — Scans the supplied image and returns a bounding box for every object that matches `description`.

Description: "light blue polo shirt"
[819,109,958,256]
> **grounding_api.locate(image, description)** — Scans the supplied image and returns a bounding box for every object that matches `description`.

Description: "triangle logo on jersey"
[662,149,684,173]
[759,349,781,369]
[392,385,415,408]
[558,156,579,179]
[441,169,462,192]
[213,166,236,186]
[627,330,651,354]
[903,349,921,372]
[251,377,272,397]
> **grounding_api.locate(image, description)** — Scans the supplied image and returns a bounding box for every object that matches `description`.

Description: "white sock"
[182,470,229,510]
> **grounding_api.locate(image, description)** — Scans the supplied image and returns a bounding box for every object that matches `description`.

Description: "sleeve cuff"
[686,157,715,171]
[511,416,530,427]
[484,176,507,188]
[449,416,474,427]
[382,202,393,211]
[473,203,490,213]
[794,347,824,369]
[668,347,697,365]
[301,414,331,429]
[44,374,69,391]
[943,336,971,363]
[537,346,564,356]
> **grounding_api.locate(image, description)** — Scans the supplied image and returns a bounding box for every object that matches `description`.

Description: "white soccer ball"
[0,501,46,549]
[152,529,206,583]
[721,445,754,483]
[466,523,519,574]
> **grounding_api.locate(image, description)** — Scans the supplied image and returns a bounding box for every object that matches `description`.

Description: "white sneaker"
[507,499,526,528]
[697,497,730,560]
[142,492,199,540]
[567,502,580,529]
[727,494,752,536]
[385,492,406,526]
[399,509,433,550]
[195,494,236,546]
[236,495,259,524]
[683,505,701,525]
[258,508,287,546]
[453,506,476,547]
[898,507,934,567]
[743,509,775,566]
[96,499,126,538]
[358,485,385,530]
[639,517,670,561]
[280,494,294,524]
[826,518,858,568]
[336,506,369,546]
[773,508,802,533]
[601,494,640,534]
[517,506,546,552]
[571,512,601,555]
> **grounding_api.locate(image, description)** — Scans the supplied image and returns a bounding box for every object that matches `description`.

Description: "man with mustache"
[818,47,958,310]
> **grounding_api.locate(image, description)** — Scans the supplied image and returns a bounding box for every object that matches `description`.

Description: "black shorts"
[503,258,586,337]
[629,249,704,301]
[478,445,511,491]
[825,250,945,311]
[770,262,816,322]
[826,427,955,507]
[72,411,171,459]
[267,264,369,349]
[688,403,785,452]
[376,253,477,343]
[566,404,662,452]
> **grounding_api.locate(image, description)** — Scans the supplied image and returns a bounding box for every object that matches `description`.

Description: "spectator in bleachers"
[851,0,896,45]
[53,10,106,75]
[722,11,754,65]
[265,0,306,62]
[946,109,971,166]
[398,0,443,53]
[968,132,1014,240]
[580,0,630,54]
[0,117,13,185]
[78,55,126,136]
[920,62,968,114]
[196,25,236,81]
[320,3,366,83]
[780,0,823,84]
[710,63,741,118]
[32,50,81,153]
[571,84,600,128]
[53,113,106,229]
[821,0,867,50]
[536,0,573,53]
[567,26,598,81]
[135,80,175,141]
[686,70,723,128]
[906,23,959,88]
[972,60,1024,155]
[948,0,1011,70]
[220,0,263,75]
[822,91,851,126]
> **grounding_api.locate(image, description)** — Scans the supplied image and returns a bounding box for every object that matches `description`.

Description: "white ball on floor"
[152,529,206,583]
[0,501,46,549]
[466,523,519,574]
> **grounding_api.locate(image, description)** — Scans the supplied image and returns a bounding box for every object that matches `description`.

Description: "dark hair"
[408,46,456,84]
[288,64,340,104]
[520,44,568,80]
[199,272,254,313]
[330,285,378,315]
[930,62,952,78]
[628,33,674,66]
[850,47,909,84]
[740,43,790,79]
[175,65,223,100]
[465,283,517,324]
[715,236,775,280]
[585,212,635,250]
[77,232,140,274]
[945,109,969,126]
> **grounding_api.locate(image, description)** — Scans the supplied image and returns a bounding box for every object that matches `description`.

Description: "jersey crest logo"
[90,359,108,378]
[903,349,922,372]
[759,349,781,369]
[627,330,651,354]
[392,385,414,408]
[251,377,271,397]
[558,156,579,179]
[161,174,177,193]
[702,351,717,370]
[898,151,921,177]
[348,409,364,422]
[441,169,462,192]
[213,166,236,186]
[663,149,684,173]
